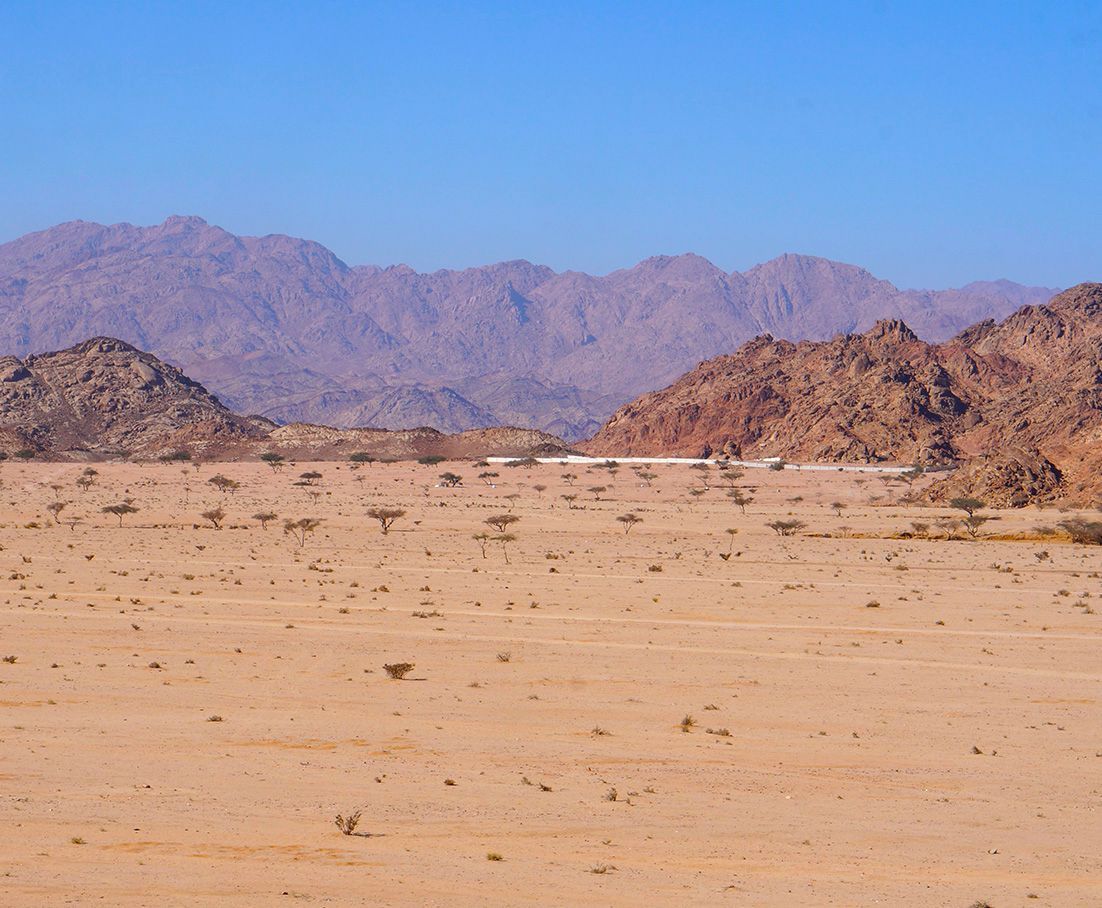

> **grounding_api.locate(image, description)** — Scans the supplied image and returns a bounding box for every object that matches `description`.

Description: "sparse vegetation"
[102,502,139,526]
[367,507,406,534]
[283,517,322,546]
[201,507,226,529]
[335,810,362,835]
[615,512,642,533]
[383,662,414,680]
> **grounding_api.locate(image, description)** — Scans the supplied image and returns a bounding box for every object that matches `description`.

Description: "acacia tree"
[367,507,405,535]
[76,468,98,493]
[587,485,607,501]
[561,472,577,486]
[936,517,962,540]
[495,532,517,564]
[561,494,578,509]
[473,532,491,558]
[283,517,321,547]
[201,507,226,529]
[721,527,739,558]
[616,513,642,534]
[727,489,753,514]
[717,465,744,488]
[963,514,991,539]
[950,497,985,518]
[103,502,139,526]
[485,514,519,533]
[252,511,277,529]
[46,501,67,524]
[208,474,240,496]
[260,452,285,473]
[299,471,323,486]
[438,472,463,487]
[477,471,499,486]
[831,501,845,518]
[767,519,805,537]
[690,463,711,489]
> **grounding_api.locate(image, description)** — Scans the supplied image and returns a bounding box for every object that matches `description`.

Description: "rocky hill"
[0,338,570,461]
[0,217,1056,439]
[584,283,1102,505]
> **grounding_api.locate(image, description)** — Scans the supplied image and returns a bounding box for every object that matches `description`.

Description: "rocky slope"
[0,337,266,458]
[0,217,1056,439]
[584,283,1102,504]
[0,338,570,461]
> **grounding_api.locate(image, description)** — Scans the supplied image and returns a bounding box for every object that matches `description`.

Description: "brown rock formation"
[584,283,1102,504]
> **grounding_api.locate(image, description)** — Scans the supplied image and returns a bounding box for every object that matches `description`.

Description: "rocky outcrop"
[924,449,1064,508]
[584,283,1102,505]
[0,337,264,458]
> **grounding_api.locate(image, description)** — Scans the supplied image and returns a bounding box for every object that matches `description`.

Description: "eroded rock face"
[924,449,1065,508]
[584,284,1102,504]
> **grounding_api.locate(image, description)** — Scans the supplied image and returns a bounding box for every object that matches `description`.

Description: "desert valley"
[1,456,1099,906]
[3,6,1101,902]
[0,241,1101,904]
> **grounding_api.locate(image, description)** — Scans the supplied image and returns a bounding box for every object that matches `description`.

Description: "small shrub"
[335,810,362,835]
[383,662,414,680]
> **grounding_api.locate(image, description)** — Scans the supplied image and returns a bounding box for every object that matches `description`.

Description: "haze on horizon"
[1,1,1099,289]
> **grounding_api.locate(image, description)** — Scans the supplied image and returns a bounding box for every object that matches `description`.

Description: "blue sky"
[1,1,1099,287]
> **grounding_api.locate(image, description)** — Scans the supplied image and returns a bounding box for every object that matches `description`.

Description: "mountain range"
[0,216,1058,439]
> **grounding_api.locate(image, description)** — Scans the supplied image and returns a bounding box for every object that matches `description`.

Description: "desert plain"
[0,458,1099,906]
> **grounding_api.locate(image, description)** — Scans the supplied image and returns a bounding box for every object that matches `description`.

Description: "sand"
[0,459,1099,906]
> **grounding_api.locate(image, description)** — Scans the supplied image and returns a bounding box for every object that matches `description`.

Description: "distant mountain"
[0,216,1058,439]
[584,283,1102,505]
[0,337,570,461]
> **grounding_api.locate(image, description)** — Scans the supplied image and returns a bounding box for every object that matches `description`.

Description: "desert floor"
[1,460,1099,906]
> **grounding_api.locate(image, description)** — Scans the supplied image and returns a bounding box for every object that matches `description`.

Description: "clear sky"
[1,1,1099,288]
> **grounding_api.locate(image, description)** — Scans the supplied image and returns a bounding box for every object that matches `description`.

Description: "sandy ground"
[0,459,1099,906]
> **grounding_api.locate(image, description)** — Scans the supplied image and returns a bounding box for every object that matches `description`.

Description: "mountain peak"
[160,215,210,229]
[865,318,919,345]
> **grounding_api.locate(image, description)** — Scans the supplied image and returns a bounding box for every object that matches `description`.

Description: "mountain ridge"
[0,216,1059,438]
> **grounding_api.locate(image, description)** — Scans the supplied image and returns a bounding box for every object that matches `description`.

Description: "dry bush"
[767,519,805,536]
[1058,518,1102,545]
[335,810,362,835]
[383,662,414,680]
